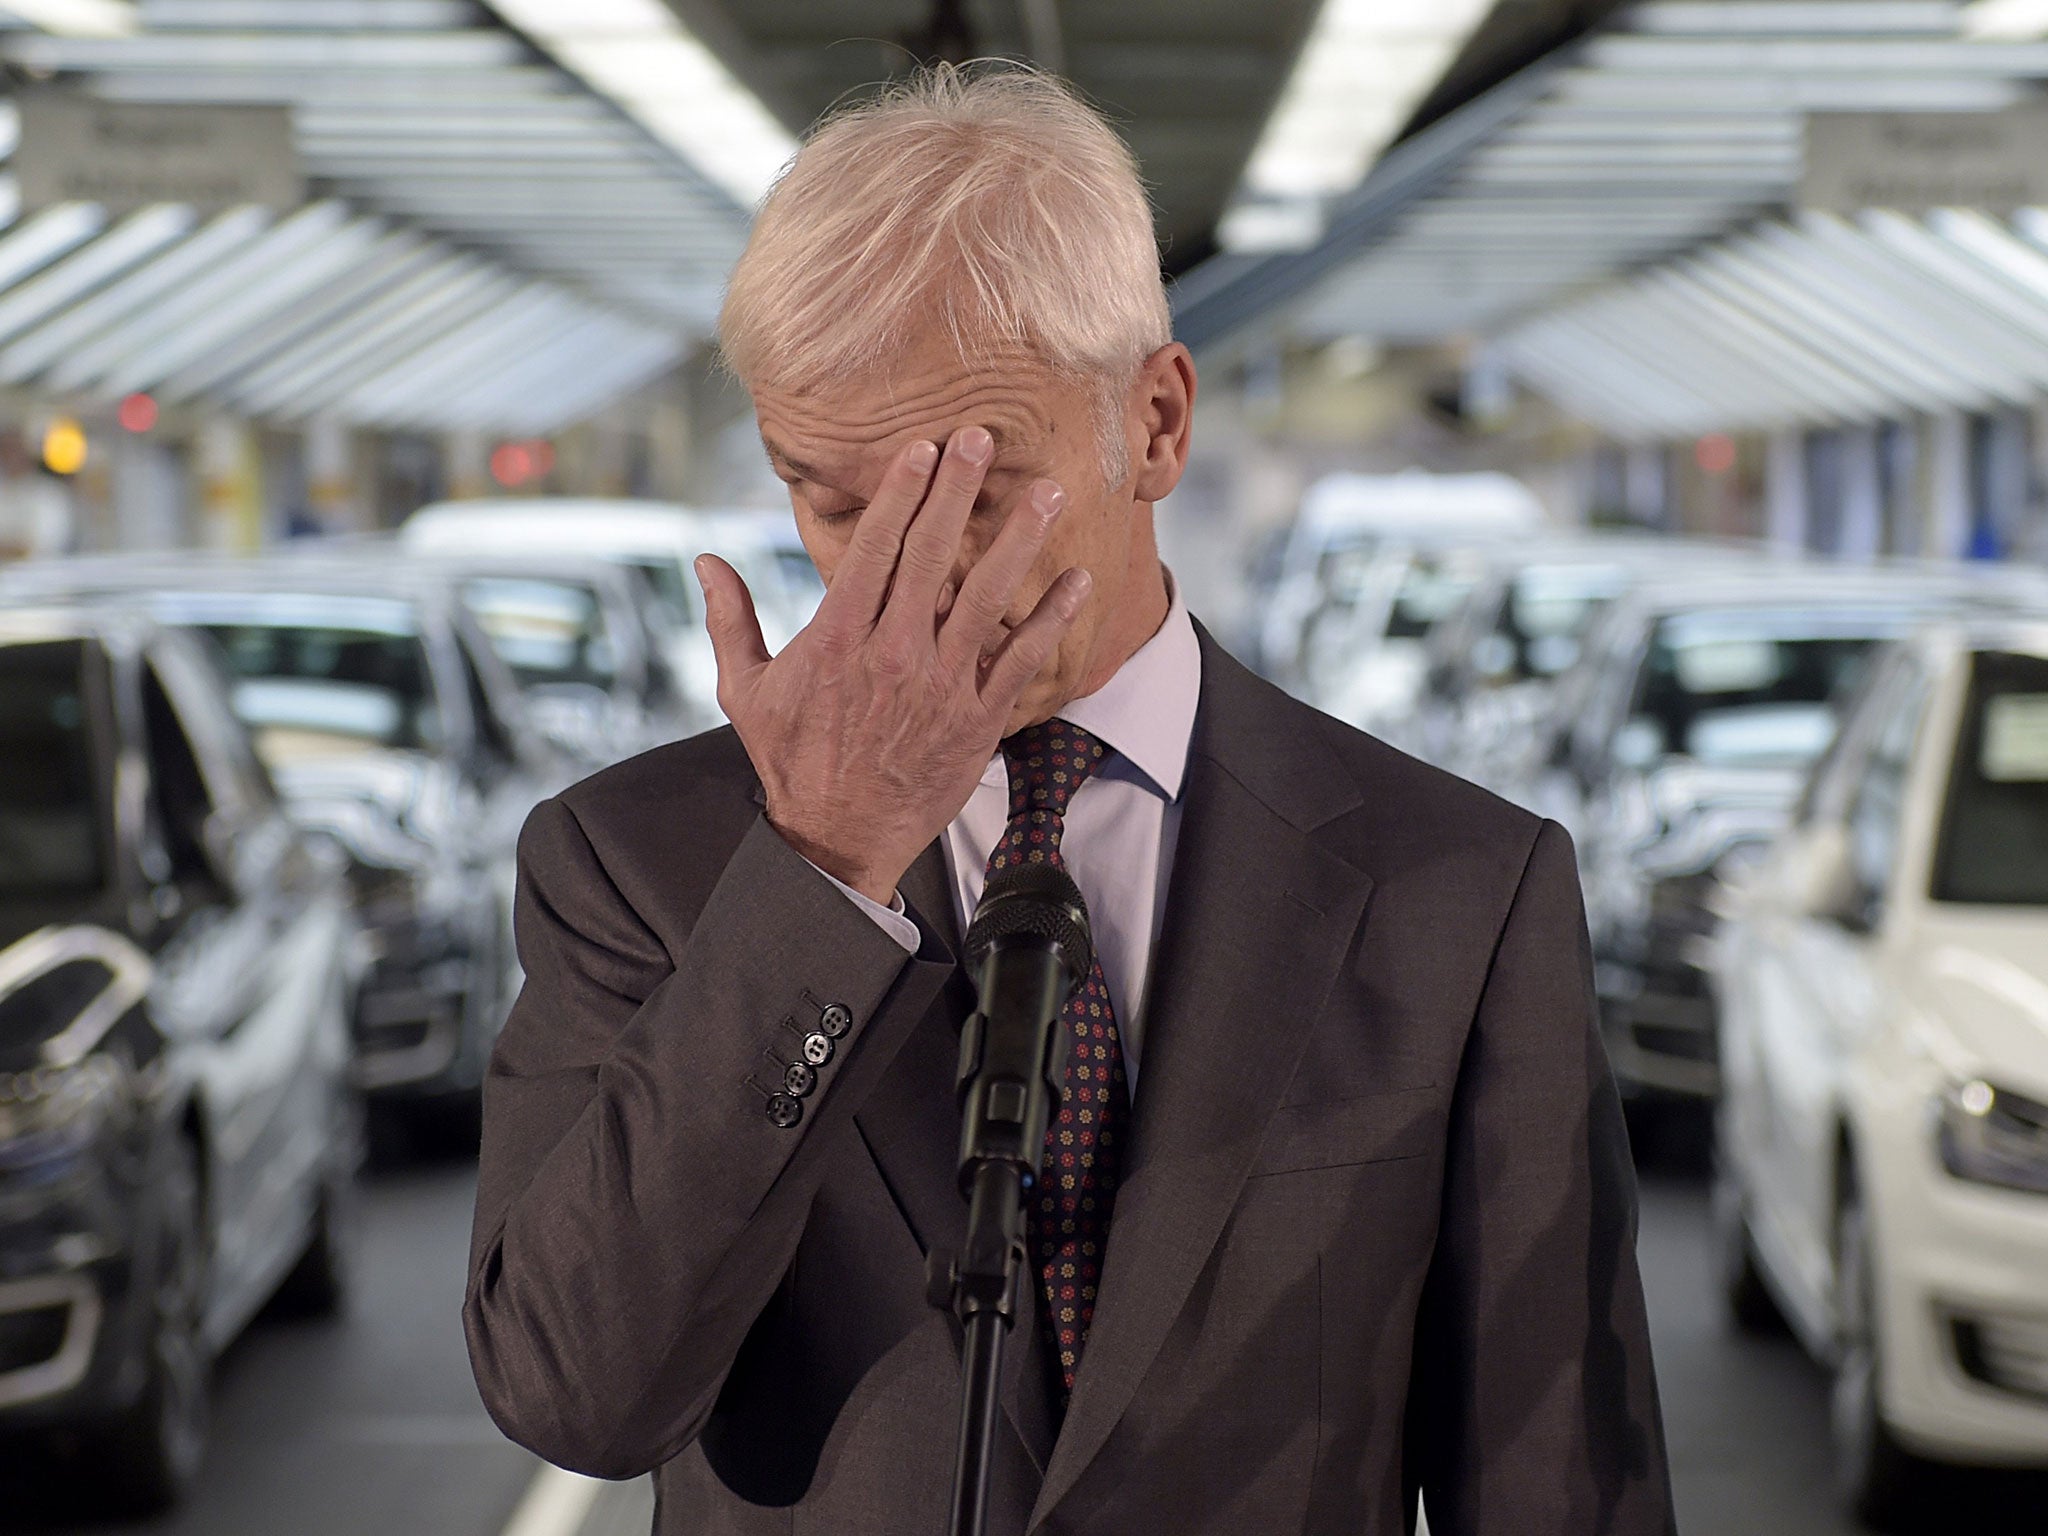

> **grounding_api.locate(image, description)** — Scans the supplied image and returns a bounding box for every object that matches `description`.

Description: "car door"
[1757,653,1931,1314]
[137,642,340,1338]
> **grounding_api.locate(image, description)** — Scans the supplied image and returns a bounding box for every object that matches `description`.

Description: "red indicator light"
[1694,433,1737,476]
[489,439,556,488]
[118,393,159,433]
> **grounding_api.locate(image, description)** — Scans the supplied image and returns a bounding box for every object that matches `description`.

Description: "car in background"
[1711,614,2048,1517]
[0,604,359,1511]
[1540,567,1970,1114]
[397,498,811,719]
[1297,541,1490,739]
[8,556,556,1121]
[1411,536,1755,792]
[1256,469,1545,687]
[428,554,702,769]
[695,509,825,638]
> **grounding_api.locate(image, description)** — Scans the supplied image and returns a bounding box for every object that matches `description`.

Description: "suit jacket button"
[766,1093,802,1129]
[783,1061,817,1097]
[802,1032,834,1067]
[819,1002,853,1038]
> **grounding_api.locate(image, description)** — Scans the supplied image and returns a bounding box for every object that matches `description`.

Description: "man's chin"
[1003,681,1069,736]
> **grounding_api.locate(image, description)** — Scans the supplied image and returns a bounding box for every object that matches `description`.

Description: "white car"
[399,499,815,721]
[1711,613,2048,1518]
[1257,470,1544,687]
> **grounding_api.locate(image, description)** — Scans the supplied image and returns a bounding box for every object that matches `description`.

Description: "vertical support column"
[1764,428,1808,552]
[1924,410,1970,560]
[306,415,361,534]
[1623,443,1668,529]
[445,428,491,502]
[197,417,261,552]
[1839,425,1882,562]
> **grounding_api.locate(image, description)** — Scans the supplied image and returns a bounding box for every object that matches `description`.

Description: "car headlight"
[0,1057,124,1175]
[1938,1079,2048,1195]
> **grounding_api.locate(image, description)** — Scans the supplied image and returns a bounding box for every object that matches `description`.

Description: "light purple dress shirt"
[823,574,1200,1092]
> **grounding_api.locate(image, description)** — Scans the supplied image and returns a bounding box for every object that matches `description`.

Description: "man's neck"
[1074,526,1171,699]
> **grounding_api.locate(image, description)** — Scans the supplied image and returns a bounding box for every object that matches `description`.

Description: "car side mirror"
[1791,824,1861,923]
[199,809,250,897]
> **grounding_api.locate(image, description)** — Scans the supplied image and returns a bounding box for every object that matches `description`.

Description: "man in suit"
[466,66,1676,1535]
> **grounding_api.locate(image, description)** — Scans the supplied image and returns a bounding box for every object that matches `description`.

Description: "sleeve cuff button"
[802,1032,835,1067]
[783,1062,818,1097]
[766,1093,803,1129]
[819,1002,853,1038]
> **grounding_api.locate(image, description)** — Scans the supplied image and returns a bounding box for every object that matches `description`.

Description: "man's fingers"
[938,477,1064,670]
[979,566,1092,707]
[695,554,770,708]
[874,426,991,648]
[814,438,940,632]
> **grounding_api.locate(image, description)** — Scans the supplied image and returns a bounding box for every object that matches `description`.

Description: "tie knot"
[1000,717,1107,820]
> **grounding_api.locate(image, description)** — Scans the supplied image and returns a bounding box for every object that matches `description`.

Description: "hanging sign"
[14,90,300,214]
[1802,108,2048,213]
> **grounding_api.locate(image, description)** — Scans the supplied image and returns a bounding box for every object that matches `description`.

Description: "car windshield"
[149,593,437,758]
[1385,559,1480,641]
[1633,609,1891,768]
[1932,650,2048,906]
[0,639,105,900]
[460,577,618,690]
[1504,568,1629,679]
[622,557,694,628]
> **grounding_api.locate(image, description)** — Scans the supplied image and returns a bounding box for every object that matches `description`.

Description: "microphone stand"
[927,865,1090,1536]
[927,1158,1029,1536]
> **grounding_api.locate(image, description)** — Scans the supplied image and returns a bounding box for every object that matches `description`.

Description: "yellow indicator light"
[42,418,87,476]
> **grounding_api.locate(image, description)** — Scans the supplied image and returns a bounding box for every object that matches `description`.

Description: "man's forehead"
[756,378,1058,482]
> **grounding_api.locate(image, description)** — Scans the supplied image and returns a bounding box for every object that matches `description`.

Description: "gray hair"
[719,64,1173,482]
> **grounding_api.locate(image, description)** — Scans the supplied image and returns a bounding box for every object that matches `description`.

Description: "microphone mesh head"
[964,861,1094,980]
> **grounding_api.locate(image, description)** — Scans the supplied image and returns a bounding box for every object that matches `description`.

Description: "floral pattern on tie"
[987,717,1127,1401]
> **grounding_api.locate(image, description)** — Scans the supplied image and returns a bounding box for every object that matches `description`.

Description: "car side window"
[140,658,220,894]
[1841,659,1930,925]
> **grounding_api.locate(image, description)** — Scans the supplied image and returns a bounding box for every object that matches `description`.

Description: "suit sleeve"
[1408,819,1677,1535]
[463,798,954,1478]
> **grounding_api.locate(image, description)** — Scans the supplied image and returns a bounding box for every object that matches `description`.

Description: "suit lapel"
[1028,632,1373,1531]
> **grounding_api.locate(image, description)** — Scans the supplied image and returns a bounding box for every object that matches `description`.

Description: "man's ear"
[1129,343,1196,504]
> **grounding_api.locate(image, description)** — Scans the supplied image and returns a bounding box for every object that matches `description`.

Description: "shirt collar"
[979,568,1201,802]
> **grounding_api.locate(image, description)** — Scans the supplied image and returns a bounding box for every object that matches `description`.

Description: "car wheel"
[1833,1175,1930,1528]
[271,1094,364,1319]
[98,1134,211,1515]
[1712,1132,1784,1336]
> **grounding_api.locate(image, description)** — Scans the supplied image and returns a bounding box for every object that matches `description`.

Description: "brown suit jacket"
[465,628,1677,1535]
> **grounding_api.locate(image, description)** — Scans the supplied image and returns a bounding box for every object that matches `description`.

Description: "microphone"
[933,862,1092,1536]
[953,861,1093,1195]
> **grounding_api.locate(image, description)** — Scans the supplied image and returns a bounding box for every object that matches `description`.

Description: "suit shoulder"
[547,727,757,854]
[1316,705,1541,846]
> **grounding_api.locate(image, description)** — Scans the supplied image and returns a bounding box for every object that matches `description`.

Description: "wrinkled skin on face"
[693,332,1196,901]
[753,335,1195,732]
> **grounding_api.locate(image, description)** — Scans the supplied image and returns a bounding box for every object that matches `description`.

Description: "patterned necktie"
[985,718,1128,1402]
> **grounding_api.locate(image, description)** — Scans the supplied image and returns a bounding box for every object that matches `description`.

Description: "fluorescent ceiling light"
[0,0,137,36]
[1241,0,1498,202]
[486,0,796,208]
[1216,200,1328,253]
[1964,0,2048,39]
